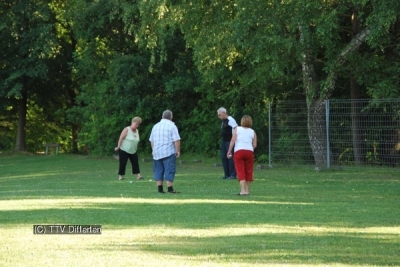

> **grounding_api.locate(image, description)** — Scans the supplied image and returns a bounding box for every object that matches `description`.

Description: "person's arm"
[150,142,154,155]
[174,140,181,158]
[115,128,128,151]
[228,117,238,131]
[253,131,257,149]
[227,128,237,158]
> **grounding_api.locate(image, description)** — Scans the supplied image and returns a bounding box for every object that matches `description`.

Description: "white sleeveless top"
[120,127,139,154]
[234,127,255,152]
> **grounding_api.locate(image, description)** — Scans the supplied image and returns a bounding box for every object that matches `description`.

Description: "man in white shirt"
[217,107,238,179]
[149,110,181,193]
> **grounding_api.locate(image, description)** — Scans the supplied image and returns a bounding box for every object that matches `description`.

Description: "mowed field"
[0,153,399,267]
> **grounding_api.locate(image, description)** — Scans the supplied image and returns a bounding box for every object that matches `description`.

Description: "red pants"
[233,150,254,181]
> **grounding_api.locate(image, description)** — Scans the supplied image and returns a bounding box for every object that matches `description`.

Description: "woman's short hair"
[241,115,253,127]
[132,117,142,125]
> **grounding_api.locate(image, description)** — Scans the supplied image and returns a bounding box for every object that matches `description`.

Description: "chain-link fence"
[268,99,400,168]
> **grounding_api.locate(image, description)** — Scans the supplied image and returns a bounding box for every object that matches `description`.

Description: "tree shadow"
[98,231,399,265]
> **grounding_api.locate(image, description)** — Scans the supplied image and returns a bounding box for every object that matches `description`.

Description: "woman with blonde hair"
[115,117,144,181]
[227,115,257,195]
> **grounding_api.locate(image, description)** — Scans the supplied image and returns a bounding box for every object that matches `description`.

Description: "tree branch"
[324,26,370,98]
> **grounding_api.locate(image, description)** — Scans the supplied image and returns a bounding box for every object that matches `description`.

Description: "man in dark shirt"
[217,107,238,179]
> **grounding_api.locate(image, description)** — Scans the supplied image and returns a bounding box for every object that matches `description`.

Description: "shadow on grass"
[97,231,399,265]
[1,198,399,228]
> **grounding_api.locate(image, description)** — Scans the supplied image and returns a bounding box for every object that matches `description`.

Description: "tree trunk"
[350,76,365,164]
[68,33,80,154]
[71,123,79,153]
[300,25,328,167]
[308,100,328,167]
[300,23,370,167]
[350,8,365,164]
[14,91,27,151]
[67,85,79,153]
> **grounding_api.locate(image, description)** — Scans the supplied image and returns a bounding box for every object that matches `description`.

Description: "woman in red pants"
[227,115,257,195]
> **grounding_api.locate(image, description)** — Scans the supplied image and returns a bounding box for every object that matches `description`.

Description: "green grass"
[0,153,399,267]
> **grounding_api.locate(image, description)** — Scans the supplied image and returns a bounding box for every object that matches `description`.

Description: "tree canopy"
[1,0,399,164]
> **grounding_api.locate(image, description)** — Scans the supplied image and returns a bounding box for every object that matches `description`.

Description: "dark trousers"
[118,149,140,175]
[221,141,236,177]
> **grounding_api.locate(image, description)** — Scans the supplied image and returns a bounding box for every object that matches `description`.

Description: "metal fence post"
[325,100,330,169]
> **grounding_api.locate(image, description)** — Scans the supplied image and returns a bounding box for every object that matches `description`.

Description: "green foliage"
[1,0,400,159]
[256,153,269,164]
[24,99,70,152]
[0,0,59,97]
[69,1,207,156]
[0,97,16,150]
[180,107,220,156]
[0,0,78,152]
[366,0,400,48]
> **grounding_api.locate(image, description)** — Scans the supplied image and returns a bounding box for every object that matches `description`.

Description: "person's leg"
[244,151,254,194]
[234,150,247,195]
[229,144,237,178]
[239,180,247,195]
[240,150,254,194]
[221,142,230,178]
[118,150,129,180]
[246,181,251,195]
[164,154,179,193]
[153,159,165,193]
[128,152,143,179]
[166,181,174,190]
[233,150,245,181]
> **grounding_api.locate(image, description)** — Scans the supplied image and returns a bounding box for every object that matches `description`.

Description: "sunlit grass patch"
[0,197,315,212]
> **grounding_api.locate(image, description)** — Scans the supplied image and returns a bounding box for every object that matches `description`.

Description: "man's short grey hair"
[162,110,173,120]
[217,107,227,113]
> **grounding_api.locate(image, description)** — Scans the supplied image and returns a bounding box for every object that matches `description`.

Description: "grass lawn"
[0,153,399,267]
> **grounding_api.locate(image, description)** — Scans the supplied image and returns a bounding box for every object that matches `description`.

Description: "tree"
[64,0,206,156]
[296,0,400,166]
[0,0,70,152]
[3,0,397,160]
[143,0,400,165]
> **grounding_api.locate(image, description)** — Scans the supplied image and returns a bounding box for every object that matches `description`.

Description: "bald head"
[162,110,173,120]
